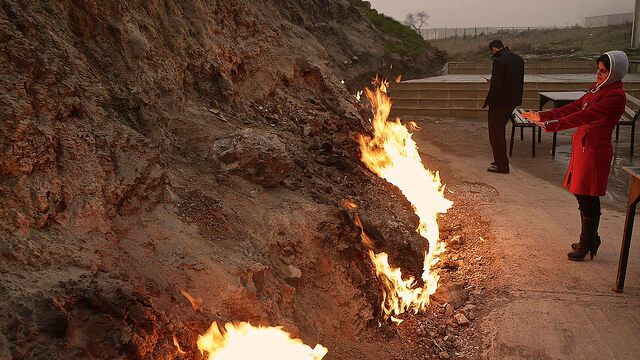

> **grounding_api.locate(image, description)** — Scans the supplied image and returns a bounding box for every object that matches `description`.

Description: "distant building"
[585,12,633,27]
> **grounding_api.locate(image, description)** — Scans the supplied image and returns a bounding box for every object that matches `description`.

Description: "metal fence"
[421,26,577,40]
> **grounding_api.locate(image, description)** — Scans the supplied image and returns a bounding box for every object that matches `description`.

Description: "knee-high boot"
[568,214,601,261]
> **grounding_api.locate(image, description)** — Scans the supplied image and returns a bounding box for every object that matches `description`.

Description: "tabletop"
[539,91,586,101]
[623,166,640,182]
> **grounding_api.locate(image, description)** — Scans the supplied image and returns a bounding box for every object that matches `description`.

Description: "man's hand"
[522,111,541,122]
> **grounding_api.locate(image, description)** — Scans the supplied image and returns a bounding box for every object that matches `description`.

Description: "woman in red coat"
[523,51,629,261]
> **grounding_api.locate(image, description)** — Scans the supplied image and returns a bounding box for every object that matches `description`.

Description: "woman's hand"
[522,111,541,123]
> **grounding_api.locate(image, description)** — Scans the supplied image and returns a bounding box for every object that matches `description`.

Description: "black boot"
[572,215,600,250]
[568,215,600,261]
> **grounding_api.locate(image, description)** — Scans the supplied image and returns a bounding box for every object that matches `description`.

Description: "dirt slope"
[0,1,445,359]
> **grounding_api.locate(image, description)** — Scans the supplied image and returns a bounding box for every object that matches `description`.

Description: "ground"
[410,115,640,359]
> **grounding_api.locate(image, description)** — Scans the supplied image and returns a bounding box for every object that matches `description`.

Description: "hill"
[431,24,633,60]
[0,1,446,358]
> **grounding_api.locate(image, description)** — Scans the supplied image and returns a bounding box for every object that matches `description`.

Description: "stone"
[462,304,477,313]
[445,304,454,317]
[439,351,450,359]
[454,313,470,326]
[431,283,469,308]
[282,265,302,282]
[213,128,293,187]
[467,311,476,320]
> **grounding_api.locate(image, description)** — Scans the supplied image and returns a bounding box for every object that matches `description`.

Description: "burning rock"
[356,80,453,321]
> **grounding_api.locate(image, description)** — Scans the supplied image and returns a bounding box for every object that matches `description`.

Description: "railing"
[421,26,577,41]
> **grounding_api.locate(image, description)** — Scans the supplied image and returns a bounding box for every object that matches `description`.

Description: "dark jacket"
[483,47,525,109]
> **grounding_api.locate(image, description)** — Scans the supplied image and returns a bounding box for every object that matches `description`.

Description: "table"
[614,166,640,293]
[538,91,586,156]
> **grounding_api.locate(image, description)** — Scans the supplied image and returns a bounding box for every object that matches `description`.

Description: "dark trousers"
[488,106,514,169]
[576,194,601,218]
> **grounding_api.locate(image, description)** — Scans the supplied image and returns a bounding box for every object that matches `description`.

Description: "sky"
[367,0,635,28]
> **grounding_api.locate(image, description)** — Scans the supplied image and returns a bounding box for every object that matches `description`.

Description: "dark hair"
[489,39,504,49]
[596,54,610,70]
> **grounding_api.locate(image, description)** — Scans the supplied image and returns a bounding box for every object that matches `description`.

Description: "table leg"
[614,179,640,292]
[538,126,542,143]
[531,126,536,157]
[538,96,547,144]
[552,132,557,156]
[539,96,549,112]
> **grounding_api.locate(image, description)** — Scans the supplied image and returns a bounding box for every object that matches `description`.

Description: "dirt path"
[413,117,640,360]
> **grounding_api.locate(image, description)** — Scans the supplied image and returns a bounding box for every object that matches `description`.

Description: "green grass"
[431,24,633,60]
[358,2,427,57]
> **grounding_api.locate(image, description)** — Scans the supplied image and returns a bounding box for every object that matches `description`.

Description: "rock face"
[214,129,293,187]
[0,1,444,358]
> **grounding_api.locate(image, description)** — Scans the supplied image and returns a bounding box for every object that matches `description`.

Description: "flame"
[180,289,203,311]
[357,81,453,320]
[173,335,187,355]
[197,322,328,360]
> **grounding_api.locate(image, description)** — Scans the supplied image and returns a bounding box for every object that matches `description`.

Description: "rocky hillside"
[0,1,444,359]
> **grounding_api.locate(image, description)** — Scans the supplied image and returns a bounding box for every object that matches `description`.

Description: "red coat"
[540,81,626,196]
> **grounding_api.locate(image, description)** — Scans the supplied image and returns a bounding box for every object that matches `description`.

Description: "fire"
[358,80,453,320]
[180,289,203,311]
[173,335,187,354]
[197,322,328,360]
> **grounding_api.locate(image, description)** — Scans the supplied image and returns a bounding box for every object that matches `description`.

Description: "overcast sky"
[367,0,635,28]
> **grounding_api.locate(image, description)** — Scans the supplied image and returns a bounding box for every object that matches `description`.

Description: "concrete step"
[390,88,617,100]
[393,108,488,119]
[449,60,593,69]
[452,68,597,75]
[394,82,597,91]
[394,98,545,109]
[448,61,595,75]
[391,78,640,119]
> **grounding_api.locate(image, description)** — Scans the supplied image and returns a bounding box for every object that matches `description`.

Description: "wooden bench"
[617,93,640,156]
[509,108,537,157]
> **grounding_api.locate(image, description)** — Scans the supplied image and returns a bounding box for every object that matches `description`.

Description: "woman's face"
[596,61,610,85]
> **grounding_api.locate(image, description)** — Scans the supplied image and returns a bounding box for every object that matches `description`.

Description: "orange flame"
[357,81,453,320]
[180,289,203,311]
[173,335,187,355]
[197,322,328,360]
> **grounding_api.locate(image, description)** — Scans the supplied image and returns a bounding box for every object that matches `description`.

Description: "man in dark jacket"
[483,40,524,174]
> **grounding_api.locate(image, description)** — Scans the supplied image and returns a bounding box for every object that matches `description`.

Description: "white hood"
[594,50,628,92]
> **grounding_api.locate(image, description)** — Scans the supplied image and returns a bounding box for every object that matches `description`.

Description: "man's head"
[595,54,611,85]
[488,39,504,55]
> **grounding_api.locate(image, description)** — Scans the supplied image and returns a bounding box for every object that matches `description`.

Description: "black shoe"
[487,165,509,174]
[572,234,600,250]
[568,215,600,261]
[567,240,600,261]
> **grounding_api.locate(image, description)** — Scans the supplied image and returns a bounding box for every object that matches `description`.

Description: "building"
[585,12,633,27]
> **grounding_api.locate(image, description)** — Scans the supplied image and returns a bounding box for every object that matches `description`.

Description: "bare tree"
[404,11,429,33]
